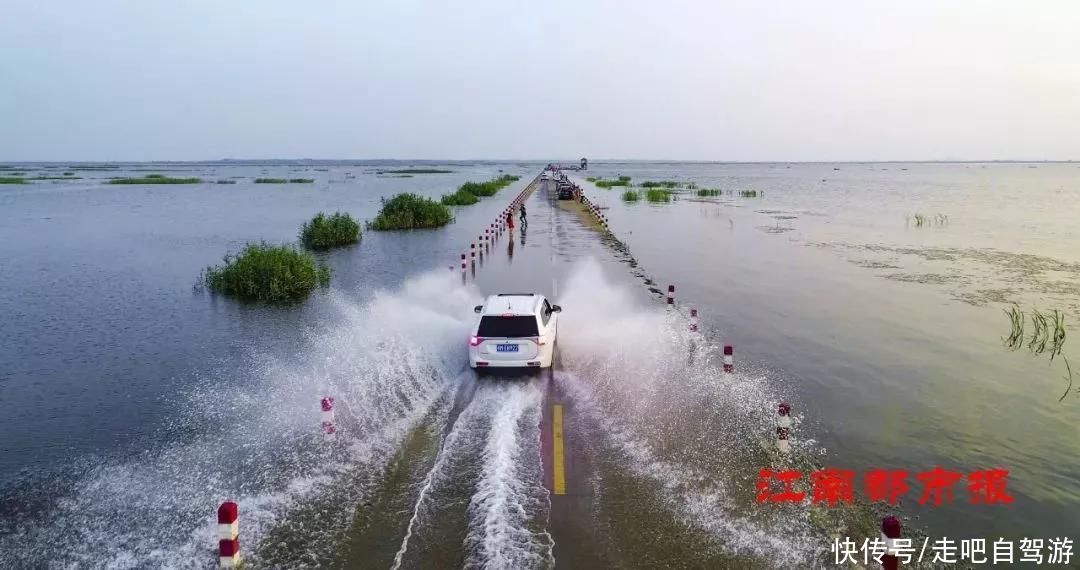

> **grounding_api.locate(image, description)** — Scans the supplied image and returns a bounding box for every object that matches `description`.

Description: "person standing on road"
[506,209,514,231]
[519,203,527,226]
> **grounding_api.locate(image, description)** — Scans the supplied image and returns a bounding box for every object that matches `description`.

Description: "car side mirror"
[551,305,562,313]
[474,305,483,313]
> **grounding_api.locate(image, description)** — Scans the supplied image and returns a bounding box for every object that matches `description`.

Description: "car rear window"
[478,316,538,337]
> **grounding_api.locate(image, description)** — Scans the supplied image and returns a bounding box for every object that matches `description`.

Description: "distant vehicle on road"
[558,187,575,200]
[469,293,561,370]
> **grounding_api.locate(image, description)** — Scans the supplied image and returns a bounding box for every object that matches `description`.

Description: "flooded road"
[1,162,1077,567]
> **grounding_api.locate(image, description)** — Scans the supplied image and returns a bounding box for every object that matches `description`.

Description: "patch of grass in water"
[622,190,640,202]
[216,180,237,184]
[201,242,330,302]
[108,175,202,184]
[29,176,83,180]
[255,178,288,183]
[739,190,761,198]
[641,180,680,188]
[595,178,631,188]
[378,168,453,174]
[586,176,598,182]
[909,213,948,228]
[457,174,519,197]
[696,189,721,197]
[645,189,672,203]
[369,193,452,230]
[440,189,479,206]
[300,211,361,250]
[289,178,314,183]
[0,177,28,184]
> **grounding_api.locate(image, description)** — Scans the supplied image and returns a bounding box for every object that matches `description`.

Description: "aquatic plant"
[0,177,27,184]
[1050,310,1067,361]
[618,175,631,182]
[739,190,760,198]
[645,189,672,203]
[369,193,453,230]
[696,189,721,197]
[255,178,288,183]
[108,176,202,184]
[63,172,75,176]
[216,180,237,184]
[1028,309,1050,354]
[595,178,631,188]
[1003,304,1025,350]
[441,189,479,206]
[457,174,519,198]
[378,169,453,174]
[586,177,598,182]
[29,176,84,180]
[910,213,949,228]
[641,181,680,188]
[622,190,640,202]
[289,178,315,183]
[1058,356,1073,402]
[202,242,331,302]
[300,211,361,250]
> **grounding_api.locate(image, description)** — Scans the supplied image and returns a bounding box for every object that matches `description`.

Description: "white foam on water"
[463,382,554,570]
[551,258,824,566]
[0,269,481,568]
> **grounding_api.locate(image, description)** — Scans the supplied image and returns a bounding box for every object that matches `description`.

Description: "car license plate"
[496,344,519,353]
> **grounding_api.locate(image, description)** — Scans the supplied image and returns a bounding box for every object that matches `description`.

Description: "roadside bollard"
[689,308,699,332]
[480,234,486,254]
[776,402,791,454]
[218,501,240,568]
[471,242,476,263]
[321,396,336,438]
[666,285,675,305]
[881,516,901,570]
[723,344,734,373]
[461,253,466,272]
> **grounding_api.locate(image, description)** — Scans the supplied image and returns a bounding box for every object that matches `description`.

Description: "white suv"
[469,293,561,370]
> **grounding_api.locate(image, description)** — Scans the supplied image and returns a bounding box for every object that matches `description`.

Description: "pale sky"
[2,1,1078,161]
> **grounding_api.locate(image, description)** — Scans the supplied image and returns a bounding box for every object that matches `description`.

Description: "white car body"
[469,293,561,370]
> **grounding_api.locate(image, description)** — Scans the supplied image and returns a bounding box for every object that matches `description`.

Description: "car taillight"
[536,336,547,346]
[469,336,483,346]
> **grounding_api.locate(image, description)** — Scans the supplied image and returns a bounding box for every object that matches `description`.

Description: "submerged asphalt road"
[310,177,832,569]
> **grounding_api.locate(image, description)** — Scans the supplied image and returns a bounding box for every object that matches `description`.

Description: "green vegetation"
[739,190,761,198]
[300,212,361,250]
[216,180,237,184]
[30,176,83,180]
[289,178,314,183]
[378,169,453,174]
[202,242,331,303]
[369,193,453,230]
[910,213,948,228]
[109,175,202,184]
[622,190,640,202]
[441,189,480,206]
[645,189,672,203]
[255,178,288,183]
[1003,304,1072,400]
[0,177,27,184]
[458,174,520,198]
[696,189,721,197]
[595,177,631,188]
[63,172,75,176]
[586,177,599,182]
[641,180,680,188]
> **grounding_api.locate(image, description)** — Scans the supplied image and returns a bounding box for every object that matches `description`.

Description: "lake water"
[0,161,1077,567]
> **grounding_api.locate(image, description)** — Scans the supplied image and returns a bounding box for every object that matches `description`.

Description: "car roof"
[481,294,543,316]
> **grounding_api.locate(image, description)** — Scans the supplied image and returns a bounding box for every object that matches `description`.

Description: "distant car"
[469,293,561,370]
[558,187,574,200]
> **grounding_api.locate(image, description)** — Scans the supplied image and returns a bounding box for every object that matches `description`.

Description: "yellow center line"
[552,404,566,495]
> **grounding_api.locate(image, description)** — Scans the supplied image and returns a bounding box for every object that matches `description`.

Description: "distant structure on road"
[580,157,588,170]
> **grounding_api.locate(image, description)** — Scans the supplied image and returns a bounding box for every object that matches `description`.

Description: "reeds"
[645,189,672,203]
[1004,304,1067,359]
[595,177,631,188]
[739,190,761,198]
[201,242,331,302]
[255,178,288,183]
[377,169,452,174]
[289,178,315,183]
[457,174,519,198]
[216,180,237,184]
[300,211,361,249]
[0,177,27,184]
[108,176,202,184]
[910,213,949,228]
[696,189,721,197]
[441,189,479,206]
[369,193,453,230]
[622,190,640,202]
[641,181,680,188]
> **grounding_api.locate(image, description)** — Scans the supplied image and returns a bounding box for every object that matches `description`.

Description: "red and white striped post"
[218,501,240,568]
[689,308,699,332]
[881,516,901,570]
[723,344,734,373]
[461,253,466,272]
[776,402,791,454]
[321,396,336,438]
[666,285,675,305]
[479,234,485,255]
[470,242,476,263]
